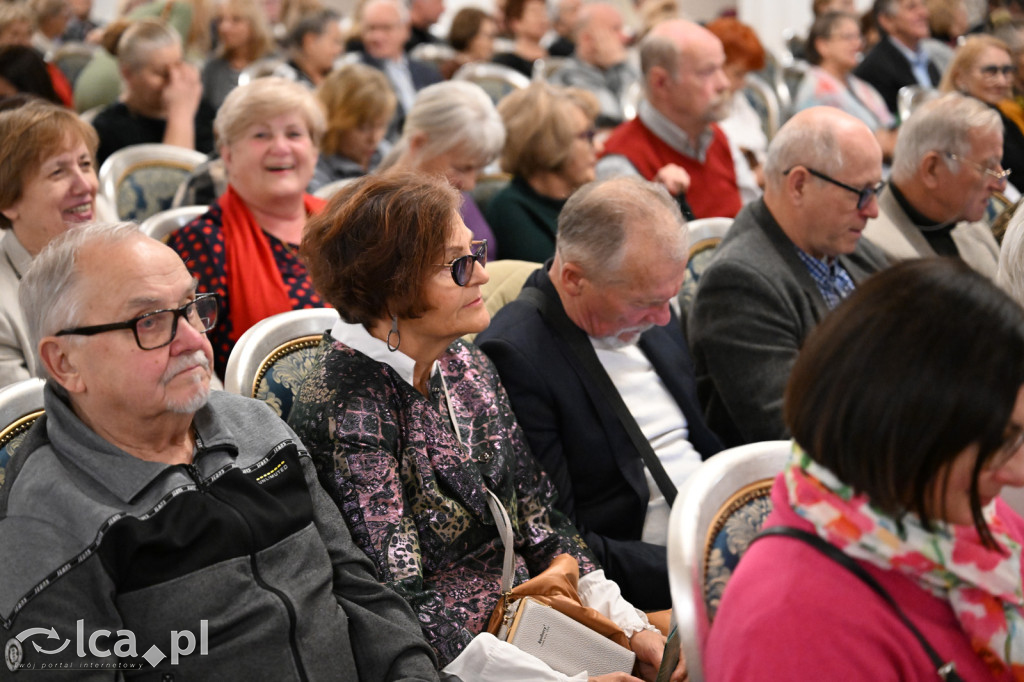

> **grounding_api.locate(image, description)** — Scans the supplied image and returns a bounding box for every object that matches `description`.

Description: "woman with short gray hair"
[381,80,506,255]
[168,77,328,378]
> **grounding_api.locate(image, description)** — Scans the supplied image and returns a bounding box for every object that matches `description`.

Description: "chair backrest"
[410,42,457,71]
[237,57,301,87]
[677,217,733,326]
[223,308,341,421]
[0,378,46,492]
[313,177,358,200]
[99,144,208,223]
[51,41,96,87]
[463,259,540,343]
[138,205,207,242]
[743,73,781,141]
[897,84,937,123]
[532,56,566,81]
[452,62,530,105]
[667,440,790,682]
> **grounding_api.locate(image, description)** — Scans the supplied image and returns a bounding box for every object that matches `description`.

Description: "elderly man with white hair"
[862,92,1004,277]
[0,222,439,679]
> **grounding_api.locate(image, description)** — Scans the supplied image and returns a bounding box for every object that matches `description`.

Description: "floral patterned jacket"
[288,327,598,667]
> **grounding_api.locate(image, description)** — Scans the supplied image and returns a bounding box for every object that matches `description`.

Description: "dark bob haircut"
[301,171,461,327]
[448,7,490,52]
[784,258,1024,547]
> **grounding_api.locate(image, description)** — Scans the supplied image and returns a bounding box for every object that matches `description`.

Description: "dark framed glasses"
[785,166,886,211]
[438,240,487,286]
[56,293,218,350]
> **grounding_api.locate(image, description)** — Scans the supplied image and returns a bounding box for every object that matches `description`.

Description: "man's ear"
[39,337,85,395]
[918,151,944,189]
[785,166,809,205]
[558,261,587,296]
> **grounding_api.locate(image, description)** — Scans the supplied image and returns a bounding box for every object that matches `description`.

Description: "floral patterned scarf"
[784,445,1024,678]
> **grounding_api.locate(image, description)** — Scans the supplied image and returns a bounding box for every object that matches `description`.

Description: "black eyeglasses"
[785,166,886,211]
[437,240,487,286]
[56,294,218,350]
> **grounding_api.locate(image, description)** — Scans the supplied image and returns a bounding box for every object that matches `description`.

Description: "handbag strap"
[755,526,963,682]
[485,488,516,594]
[517,286,678,506]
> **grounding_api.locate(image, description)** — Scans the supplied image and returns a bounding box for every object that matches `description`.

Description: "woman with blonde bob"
[707,258,1024,680]
[941,34,1024,193]
[168,77,327,378]
[0,99,98,387]
[201,0,275,110]
[486,82,599,262]
[313,63,396,185]
[383,80,505,256]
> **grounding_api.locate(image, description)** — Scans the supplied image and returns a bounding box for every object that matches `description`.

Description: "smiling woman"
[167,77,327,378]
[0,99,98,388]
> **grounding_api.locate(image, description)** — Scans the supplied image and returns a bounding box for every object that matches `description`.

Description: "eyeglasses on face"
[978,64,1016,78]
[437,240,487,287]
[945,152,1012,183]
[55,293,219,351]
[784,166,886,211]
[987,427,1024,471]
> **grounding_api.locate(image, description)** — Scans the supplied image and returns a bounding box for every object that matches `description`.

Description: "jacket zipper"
[183,455,310,681]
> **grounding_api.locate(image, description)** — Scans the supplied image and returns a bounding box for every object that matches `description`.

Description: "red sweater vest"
[602,118,742,219]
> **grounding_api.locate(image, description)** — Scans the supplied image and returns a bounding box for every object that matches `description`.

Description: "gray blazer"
[688,198,890,446]
[0,230,36,388]
[862,185,999,278]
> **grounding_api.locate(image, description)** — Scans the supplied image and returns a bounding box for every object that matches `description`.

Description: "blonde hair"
[215,0,273,61]
[497,82,598,177]
[940,34,1011,93]
[317,64,396,156]
[215,76,326,148]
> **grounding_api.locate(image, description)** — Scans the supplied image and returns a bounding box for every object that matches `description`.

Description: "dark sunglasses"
[438,240,487,286]
[785,166,886,211]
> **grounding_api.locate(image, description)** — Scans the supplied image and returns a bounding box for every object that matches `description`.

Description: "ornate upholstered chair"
[98,144,208,223]
[138,205,207,242]
[677,217,733,325]
[223,308,340,421]
[0,378,46,492]
[666,440,791,682]
[451,62,530,105]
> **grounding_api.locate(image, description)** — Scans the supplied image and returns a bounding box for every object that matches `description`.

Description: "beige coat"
[0,230,37,388]
[863,186,999,278]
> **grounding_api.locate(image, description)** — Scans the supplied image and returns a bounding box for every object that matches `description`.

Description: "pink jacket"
[704,475,1023,681]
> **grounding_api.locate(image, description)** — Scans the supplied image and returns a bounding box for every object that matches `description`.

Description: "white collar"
[329,318,438,388]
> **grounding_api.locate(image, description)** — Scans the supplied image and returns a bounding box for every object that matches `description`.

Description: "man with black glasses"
[688,107,890,447]
[863,93,1003,277]
[0,223,438,680]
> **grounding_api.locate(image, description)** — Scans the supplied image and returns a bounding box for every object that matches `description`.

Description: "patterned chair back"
[98,144,208,223]
[677,217,733,329]
[666,440,790,682]
[0,378,46,493]
[223,308,341,421]
[451,62,530,105]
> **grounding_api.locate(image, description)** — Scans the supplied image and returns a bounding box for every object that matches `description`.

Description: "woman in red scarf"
[169,76,326,378]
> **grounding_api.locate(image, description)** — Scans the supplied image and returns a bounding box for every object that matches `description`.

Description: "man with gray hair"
[476,176,722,611]
[597,18,752,219]
[863,93,1003,276]
[0,223,439,678]
[688,107,890,446]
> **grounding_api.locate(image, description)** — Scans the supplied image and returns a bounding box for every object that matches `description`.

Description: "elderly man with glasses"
[688,106,890,447]
[862,93,1004,277]
[0,222,439,679]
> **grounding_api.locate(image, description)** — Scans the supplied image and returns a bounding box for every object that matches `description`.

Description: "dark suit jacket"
[688,198,890,447]
[476,265,723,610]
[358,52,442,138]
[853,36,940,116]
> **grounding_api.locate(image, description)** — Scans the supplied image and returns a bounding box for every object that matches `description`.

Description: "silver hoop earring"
[386,314,401,352]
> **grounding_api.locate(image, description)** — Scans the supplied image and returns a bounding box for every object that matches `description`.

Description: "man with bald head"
[0,223,438,677]
[597,18,751,219]
[549,2,639,128]
[688,107,890,446]
[477,176,722,610]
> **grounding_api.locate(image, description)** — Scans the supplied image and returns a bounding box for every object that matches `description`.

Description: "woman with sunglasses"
[706,258,1024,681]
[941,34,1024,194]
[289,171,667,681]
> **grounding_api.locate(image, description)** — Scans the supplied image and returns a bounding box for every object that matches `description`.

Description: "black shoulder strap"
[517,286,678,505]
[755,526,963,682]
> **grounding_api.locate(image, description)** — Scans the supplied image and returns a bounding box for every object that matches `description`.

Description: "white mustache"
[162,351,210,384]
